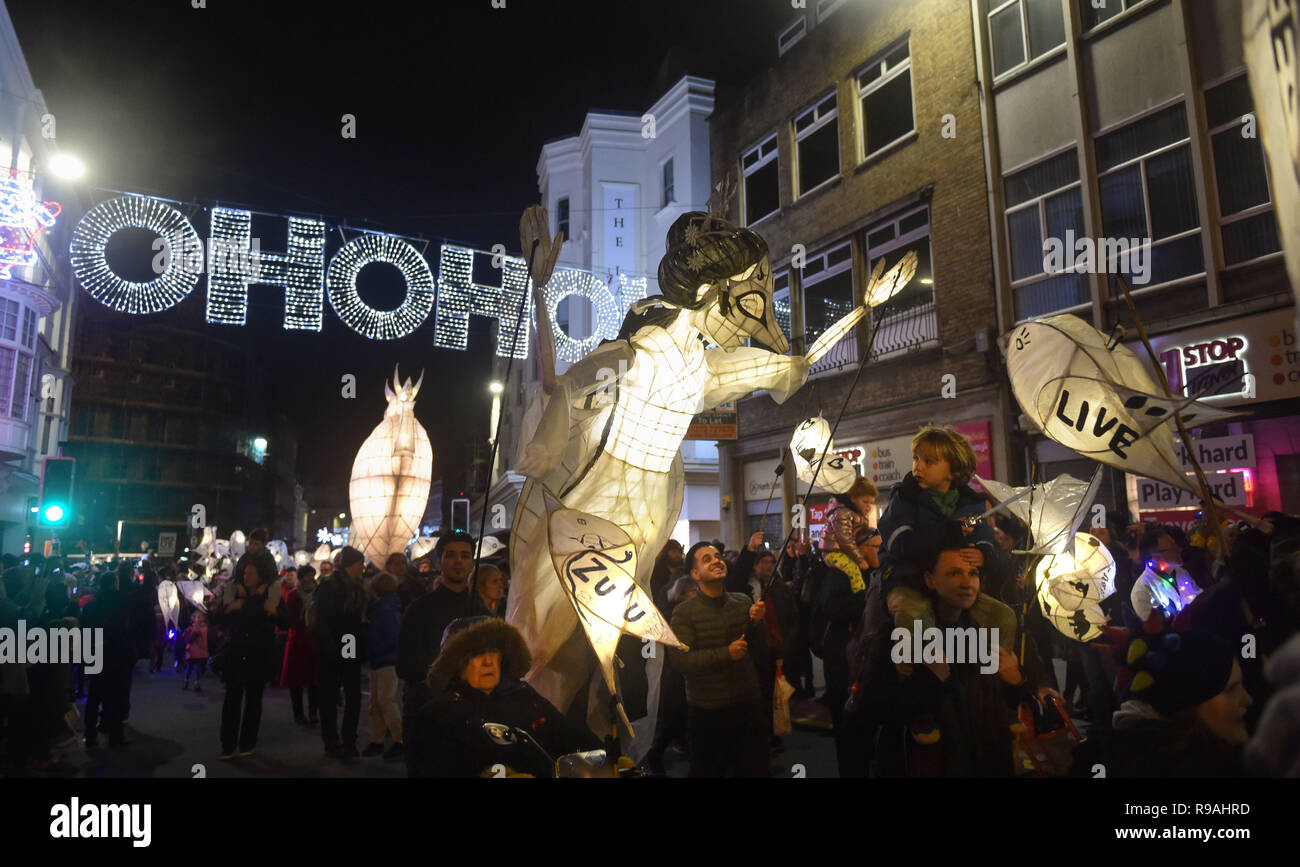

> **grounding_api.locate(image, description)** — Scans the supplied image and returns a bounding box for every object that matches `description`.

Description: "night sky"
[8,0,789,503]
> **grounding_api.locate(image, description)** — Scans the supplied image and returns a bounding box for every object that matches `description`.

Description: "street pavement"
[42,658,839,778]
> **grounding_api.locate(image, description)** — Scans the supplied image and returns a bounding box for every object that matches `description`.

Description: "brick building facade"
[711,0,1011,546]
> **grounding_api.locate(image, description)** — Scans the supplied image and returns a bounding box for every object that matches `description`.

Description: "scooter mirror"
[482,722,517,746]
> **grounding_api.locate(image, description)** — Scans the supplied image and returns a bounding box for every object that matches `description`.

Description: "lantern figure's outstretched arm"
[805,307,866,365]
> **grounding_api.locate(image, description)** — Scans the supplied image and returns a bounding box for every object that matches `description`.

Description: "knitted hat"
[1116,612,1235,716]
[338,547,365,570]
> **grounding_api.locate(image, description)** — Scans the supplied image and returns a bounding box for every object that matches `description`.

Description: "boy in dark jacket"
[876,427,1016,740]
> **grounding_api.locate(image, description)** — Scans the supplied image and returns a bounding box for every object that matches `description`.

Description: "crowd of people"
[0,528,519,776]
[642,425,1300,778]
[3,429,1299,778]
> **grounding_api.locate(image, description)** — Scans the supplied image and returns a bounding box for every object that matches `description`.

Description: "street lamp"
[49,153,86,180]
[488,381,504,394]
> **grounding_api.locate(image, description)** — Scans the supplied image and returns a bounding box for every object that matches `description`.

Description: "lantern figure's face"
[700,258,788,353]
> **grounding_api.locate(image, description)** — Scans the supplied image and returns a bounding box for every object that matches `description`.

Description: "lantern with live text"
[1001,315,1239,497]
[349,368,433,566]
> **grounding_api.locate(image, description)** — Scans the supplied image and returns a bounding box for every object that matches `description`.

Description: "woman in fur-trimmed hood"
[407,618,600,777]
[426,617,531,694]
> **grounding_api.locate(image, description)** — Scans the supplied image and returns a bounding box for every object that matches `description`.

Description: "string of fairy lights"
[68,193,654,351]
[327,232,436,340]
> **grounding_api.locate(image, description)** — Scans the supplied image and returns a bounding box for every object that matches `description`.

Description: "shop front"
[1122,305,1300,526]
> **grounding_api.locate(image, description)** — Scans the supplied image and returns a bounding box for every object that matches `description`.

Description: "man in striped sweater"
[669,541,770,777]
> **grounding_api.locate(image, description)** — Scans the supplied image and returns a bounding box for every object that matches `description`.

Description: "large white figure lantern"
[349,368,434,566]
[509,207,917,727]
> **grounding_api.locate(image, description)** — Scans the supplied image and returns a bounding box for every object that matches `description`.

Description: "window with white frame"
[557,197,570,241]
[1004,148,1090,319]
[1205,73,1282,267]
[1082,0,1150,30]
[0,298,37,421]
[794,91,840,196]
[1095,102,1204,292]
[662,158,675,209]
[21,308,35,350]
[0,299,17,342]
[858,40,915,159]
[741,133,780,226]
[801,240,856,373]
[989,0,1066,78]
[865,204,937,359]
[778,17,807,57]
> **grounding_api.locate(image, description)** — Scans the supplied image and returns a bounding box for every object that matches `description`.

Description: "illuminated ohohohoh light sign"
[69,194,649,356]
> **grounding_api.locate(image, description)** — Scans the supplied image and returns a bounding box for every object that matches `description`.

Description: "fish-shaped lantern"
[790,416,858,494]
[1034,532,1116,642]
[1001,315,1239,497]
[349,367,433,566]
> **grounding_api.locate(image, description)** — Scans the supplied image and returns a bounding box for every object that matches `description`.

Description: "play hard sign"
[1136,471,1248,510]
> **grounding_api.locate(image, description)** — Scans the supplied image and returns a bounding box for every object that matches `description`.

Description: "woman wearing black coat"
[215,560,282,758]
[406,618,600,777]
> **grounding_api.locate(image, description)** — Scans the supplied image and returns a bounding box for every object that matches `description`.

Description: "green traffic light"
[43,504,65,522]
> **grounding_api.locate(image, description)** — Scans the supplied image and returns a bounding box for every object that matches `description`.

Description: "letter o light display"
[69,196,203,314]
[327,233,436,340]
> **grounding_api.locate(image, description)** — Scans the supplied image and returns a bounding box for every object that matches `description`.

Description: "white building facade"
[0,1,82,557]
[484,76,723,547]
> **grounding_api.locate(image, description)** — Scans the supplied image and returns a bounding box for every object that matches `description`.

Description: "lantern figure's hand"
[520,205,564,287]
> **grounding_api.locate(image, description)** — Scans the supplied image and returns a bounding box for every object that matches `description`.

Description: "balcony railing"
[869,298,938,360]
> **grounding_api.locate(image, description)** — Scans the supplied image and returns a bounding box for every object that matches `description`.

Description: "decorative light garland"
[69,196,202,314]
[327,233,436,340]
[207,207,326,329]
[68,193,658,354]
[435,244,530,359]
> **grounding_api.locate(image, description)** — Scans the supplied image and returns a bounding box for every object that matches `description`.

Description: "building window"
[989,0,1066,78]
[1095,102,1204,291]
[1082,0,1149,30]
[21,309,36,350]
[801,240,856,374]
[778,17,807,57]
[662,158,675,209]
[0,299,18,342]
[1206,73,1282,267]
[816,0,847,23]
[556,198,570,241]
[1004,148,1090,318]
[857,39,915,159]
[865,204,937,359]
[741,133,780,226]
[794,91,840,196]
